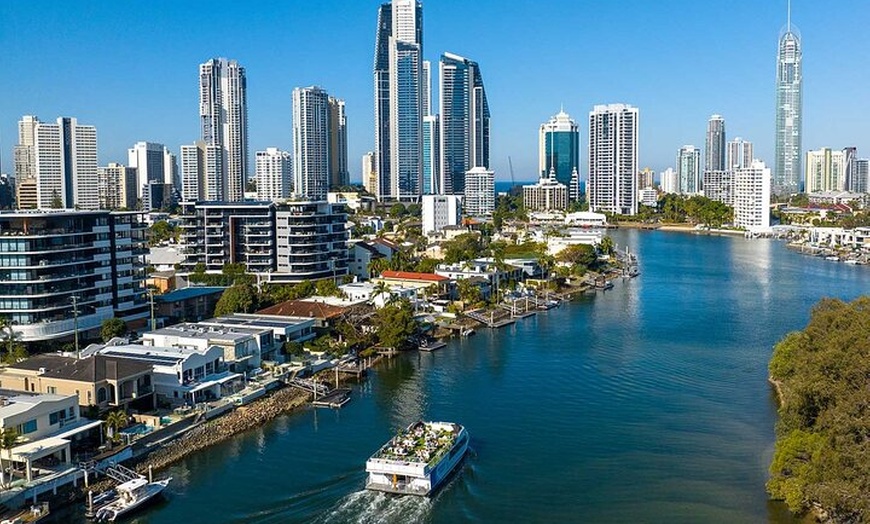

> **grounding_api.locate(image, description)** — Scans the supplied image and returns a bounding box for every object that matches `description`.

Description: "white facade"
[523,173,569,211]
[734,160,771,229]
[256,148,292,201]
[588,104,639,215]
[181,141,224,202]
[463,167,495,217]
[638,187,658,207]
[128,142,175,201]
[805,148,846,194]
[703,170,734,207]
[422,194,462,234]
[142,323,263,371]
[200,58,248,202]
[660,167,679,194]
[34,117,99,210]
[293,86,330,201]
[676,145,702,194]
[727,137,754,170]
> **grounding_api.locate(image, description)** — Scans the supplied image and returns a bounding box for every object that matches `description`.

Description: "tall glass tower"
[539,109,580,200]
[439,52,489,196]
[774,3,802,195]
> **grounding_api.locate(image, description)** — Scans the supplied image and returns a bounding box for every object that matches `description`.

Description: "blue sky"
[1,0,868,183]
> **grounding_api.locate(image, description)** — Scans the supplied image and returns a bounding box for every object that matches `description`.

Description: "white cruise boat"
[94,476,171,522]
[366,421,468,496]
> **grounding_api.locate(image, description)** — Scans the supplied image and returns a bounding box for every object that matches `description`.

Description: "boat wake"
[313,490,432,524]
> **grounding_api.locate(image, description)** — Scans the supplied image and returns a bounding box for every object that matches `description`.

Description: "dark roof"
[10,354,152,383]
[257,300,346,320]
[353,242,383,257]
[156,286,226,303]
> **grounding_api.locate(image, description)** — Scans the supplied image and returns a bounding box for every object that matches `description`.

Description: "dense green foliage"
[101,318,128,342]
[442,233,485,264]
[374,299,418,351]
[213,284,258,316]
[189,263,252,286]
[149,220,178,246]
[767,297,870,521]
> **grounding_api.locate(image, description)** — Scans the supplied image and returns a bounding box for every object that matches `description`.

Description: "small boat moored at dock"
[0,502,49,524]
[93,476,171,522]
[366,421,468,496]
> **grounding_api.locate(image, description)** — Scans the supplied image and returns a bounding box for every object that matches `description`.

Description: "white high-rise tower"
[200,58,248,201]
[774,1,803,195]
[588,104,639,216]
[292,86,330,201]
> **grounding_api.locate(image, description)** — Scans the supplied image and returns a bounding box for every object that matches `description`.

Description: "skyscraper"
[33,117,98,209]
[128,142,175,201]
[327,97,349,189]
[422,115,440,194]
[422,60,432,117]
[14,115,39,209]
[362,152,377,195]
[705,115,726,172]
[677,145,702,194]
[388,0,424,199]
[805,148,846,193]
[292,86,330,200]
[255,148,292,201]
[588,104,639,216]
[463,167,495,217]
[200,58,248,201]
[439,52,489,195]
[180,141,223,202]
[727,137,754,170]
[853,159,869,194]
[539,109,580,200]
[373,2,393,201]
[842,147,857,191]
[774,5,803,195]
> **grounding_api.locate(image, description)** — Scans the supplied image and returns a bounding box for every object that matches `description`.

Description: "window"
[97,387,107,403]
[47,386,57,394]
[17,419,37,435]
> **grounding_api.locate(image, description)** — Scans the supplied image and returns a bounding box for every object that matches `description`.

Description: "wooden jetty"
[418,340,447,352]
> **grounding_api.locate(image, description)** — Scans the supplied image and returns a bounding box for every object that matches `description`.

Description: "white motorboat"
[94,476,171,522]
[366,421,468,496]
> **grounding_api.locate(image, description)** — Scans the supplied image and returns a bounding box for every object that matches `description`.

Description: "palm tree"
[105,410,128,443]
[0,428,19,488]
[0,317,21,365]
[367,257,389,279]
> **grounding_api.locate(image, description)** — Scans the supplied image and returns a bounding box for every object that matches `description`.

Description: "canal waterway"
[65,230,870,523]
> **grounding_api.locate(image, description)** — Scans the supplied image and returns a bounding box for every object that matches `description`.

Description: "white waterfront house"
[93,344,237,407]
[142,324,262,372]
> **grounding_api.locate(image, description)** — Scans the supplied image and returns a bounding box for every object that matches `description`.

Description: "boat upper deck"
[371,421,461,466]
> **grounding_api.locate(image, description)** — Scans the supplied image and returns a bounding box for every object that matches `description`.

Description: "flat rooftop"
[201,313,314,329]
[145,323,253,342]
[98,344,213,367]
[156,286,226,302]
[0,393,75,419]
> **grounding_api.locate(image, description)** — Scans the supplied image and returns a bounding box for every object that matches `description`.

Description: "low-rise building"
[0,354,155,411]
[141,323,264,372]
[0,392,102,483]
[523,172,569,211]
[347,240,384,280]
[422,195,462,234]
[196,313,316,359]
[544,229,604,255]
[155,286,226,324]
[146,270,176,294]
[92,344,236,407]
[257,300,347,330]
[375,270,454,299]
[435,260,524,293]
[564,211,607,227]
[637,187,658,207]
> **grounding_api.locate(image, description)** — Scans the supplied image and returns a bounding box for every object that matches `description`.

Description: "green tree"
[555,244,597,267]
[599,236,615,256]
[149,220,176,246]
[367,257,390,278]
[1,345,28,365]
[442,233,484,264]
[456,278,482,305]
[0,316,18,363]
[0,428,19,487]
[101,318,128,342]
[105,410,128,442]
[389,203,408,218]
[374,299,418,350]
[315,278,341,297]
[214,284,258,316]
[50,191,63,209]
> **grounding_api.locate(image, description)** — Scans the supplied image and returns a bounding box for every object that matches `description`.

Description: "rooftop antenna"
[787,0,791,32]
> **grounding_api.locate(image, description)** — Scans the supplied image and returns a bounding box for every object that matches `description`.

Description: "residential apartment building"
[362,152,377,196]
[774,17,803,195]
[705,115,726,172]
[523,172,569,211]
[128,142,176,204]
[255,148,292,201]
[677,145,702,194]
[33,117,99,210]
[178,201,349,283]
[660,168,678,194]
[200,58,248,202]
[98,163,138,210]
[293,86,330,200]
[422,194,462,234]
[727,137,754,170]
[328,96,349,189]
[734,160,771,229]
[463,167,495,217]
[0,210,149,343]
[422,115,440,194]
[14,115,39,210]
[805,147,846,193]
[178,201,275,274]
[588,104,638,215]
[440,52,490,195]
[703,170,734,207]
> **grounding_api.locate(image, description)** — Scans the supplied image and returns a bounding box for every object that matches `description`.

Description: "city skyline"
[1,1,868,183]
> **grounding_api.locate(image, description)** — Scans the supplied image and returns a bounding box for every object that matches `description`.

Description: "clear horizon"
[1,0,868,183]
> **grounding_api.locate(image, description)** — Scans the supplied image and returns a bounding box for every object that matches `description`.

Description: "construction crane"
[508,156,516,189]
